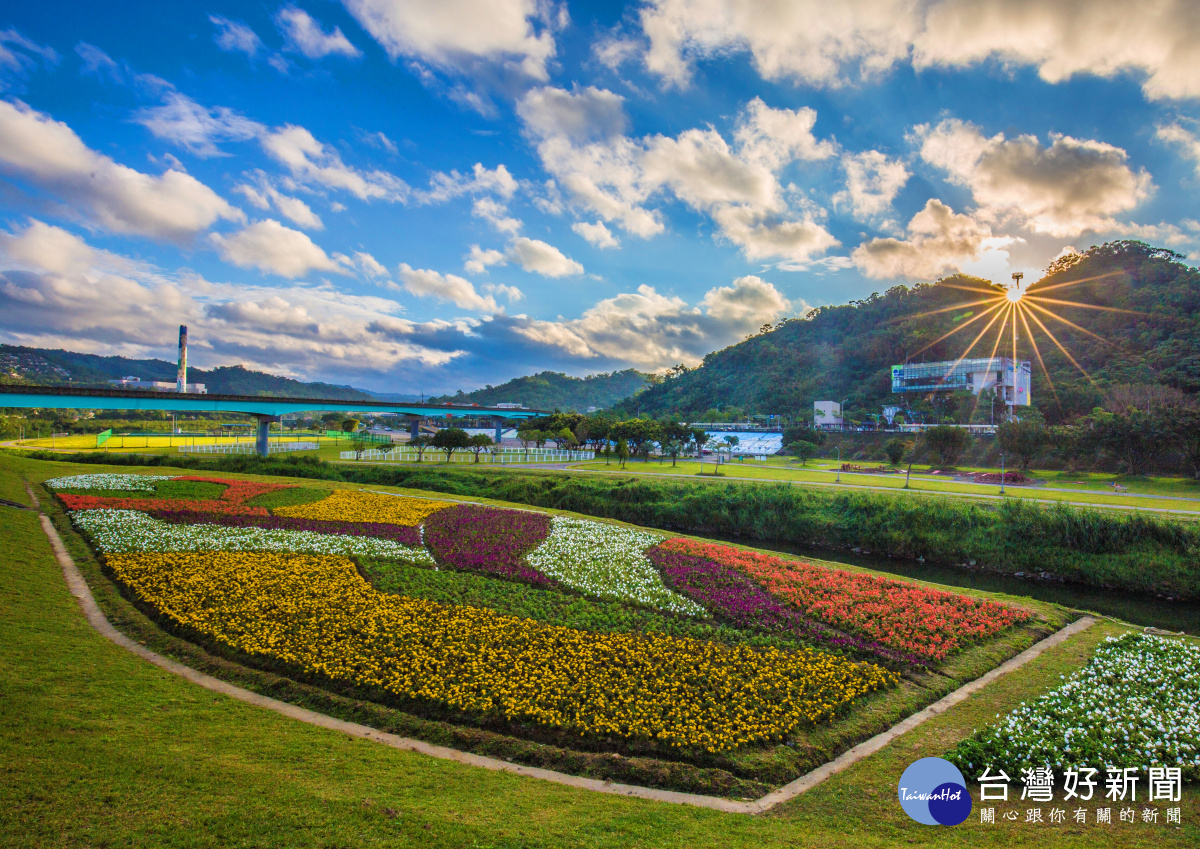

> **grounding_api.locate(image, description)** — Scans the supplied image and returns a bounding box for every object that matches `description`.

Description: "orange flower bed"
[57,476,290,516]
[656,539,1032,661]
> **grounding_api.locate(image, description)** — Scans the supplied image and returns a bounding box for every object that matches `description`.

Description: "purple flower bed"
[647,547,924,666]
[423,504,555,585]
[146,509,422,547]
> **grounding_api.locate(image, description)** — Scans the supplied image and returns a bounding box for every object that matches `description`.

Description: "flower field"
[51,472,1041,771]
[656,539,1032,661]
[949,632,1200,781]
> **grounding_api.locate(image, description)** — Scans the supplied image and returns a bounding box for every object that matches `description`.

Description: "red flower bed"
[57,476,290,516]
[657,539,1032,662]
[172,476,291,504]
[58,494,269,516]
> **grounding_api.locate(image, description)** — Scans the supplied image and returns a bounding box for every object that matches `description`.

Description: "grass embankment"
[28,450,1200,600]
[16,455,1063,796]
[575,458,1200,513]
[2,454,1197,847]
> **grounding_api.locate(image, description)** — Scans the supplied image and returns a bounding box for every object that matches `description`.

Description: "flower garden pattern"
[949,632,1200,781]
[52,474,1039,767]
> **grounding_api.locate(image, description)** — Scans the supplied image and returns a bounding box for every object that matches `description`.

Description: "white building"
[814,400,843,429]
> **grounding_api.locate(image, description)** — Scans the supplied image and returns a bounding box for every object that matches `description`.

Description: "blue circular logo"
[898,758,971,826]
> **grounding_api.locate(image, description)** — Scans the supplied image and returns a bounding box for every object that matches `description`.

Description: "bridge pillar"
[254,415,279,458]
[493,416,503,444]
[409,417,420,440]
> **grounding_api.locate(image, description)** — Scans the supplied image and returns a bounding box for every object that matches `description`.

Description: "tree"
[996,418,1048,471]
[1084,408,1169,476]
[661,437,684,466]
[516,424,542,459]
[884,437,912,466]
[1162,401,1200,478]
[610,418,660,461]
[409,434,432,462]
[789,440,817,465]
[340,417,359,434]
[349,435,374,461]
[615,437,629,469]
[549,426,576,449]
[466,433,494,463]
[923,425,971,467]
[783,424,826,447]
[431,427,470,462]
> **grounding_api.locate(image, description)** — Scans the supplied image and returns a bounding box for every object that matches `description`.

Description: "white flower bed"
[526,517,704,617]
[46,474,176,492]
[70,509,435,566]
[950,632,1200,780]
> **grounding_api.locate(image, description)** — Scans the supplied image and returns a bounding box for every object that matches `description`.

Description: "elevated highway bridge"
[0,384,546,457]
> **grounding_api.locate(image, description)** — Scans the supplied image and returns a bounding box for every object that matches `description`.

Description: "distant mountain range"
[0,346,650,410]
[0,345,415,401]
[429,369,653,412]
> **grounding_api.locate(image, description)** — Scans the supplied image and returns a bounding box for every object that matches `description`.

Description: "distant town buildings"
[108,376,207,394]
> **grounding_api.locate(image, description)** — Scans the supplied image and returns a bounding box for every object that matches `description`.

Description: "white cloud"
[234,173,324,230]
[260,124,409,201]
[513,276,789,366]
[0,220,466,376]
[0,27,58,85]
[852,198,1009,280]
[210,219,341,277]
[464,244,506,273]
[592,37,640,71]
[135,92,264,157]
[352,250,390,278]
[516,85,628,142]
[276,6,361,59]
[916,118,1153,236]
[398,262,500,311]
[914,0,1200,102]
[518,86,838,263]
[421,162,519,203]
[472,197,522,234]
[834,150,909,219]
[639,0,916,89]
[507,236,583,277]
[733,97,836,169]
[572,220,619,248]
[342,0,560,80]
[209,15,264,57]
[0,99,242,241]
[484,282,524,303]
[1158,122,1200,177]
[637,0,1200,101]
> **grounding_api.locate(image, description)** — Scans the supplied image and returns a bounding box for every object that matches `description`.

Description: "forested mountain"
[613,241,1200,425]
[0,346,378,400]
[431,369,652,411]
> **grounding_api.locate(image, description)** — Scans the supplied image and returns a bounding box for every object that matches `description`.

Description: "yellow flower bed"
[107,551,896,752]
[273,490,450,526]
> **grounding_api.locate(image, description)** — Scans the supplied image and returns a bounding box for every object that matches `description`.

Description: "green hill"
[0,346,377,401]
[614,241,1200,424]
[432,369,652,412]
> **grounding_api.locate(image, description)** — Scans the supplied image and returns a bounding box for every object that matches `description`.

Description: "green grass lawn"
[2,452,1198,847]
[571,458,1200,515]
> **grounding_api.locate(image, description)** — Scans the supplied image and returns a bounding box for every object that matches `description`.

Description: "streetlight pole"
[1000,451,1006,495]
[836,446,841,483]
[839,397,848,432]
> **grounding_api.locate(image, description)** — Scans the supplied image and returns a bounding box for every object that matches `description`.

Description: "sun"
[1005,286,1024,304]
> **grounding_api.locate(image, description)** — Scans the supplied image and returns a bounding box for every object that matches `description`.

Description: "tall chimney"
[176,325,188,393]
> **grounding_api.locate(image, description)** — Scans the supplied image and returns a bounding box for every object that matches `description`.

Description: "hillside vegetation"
[616,241,1200,424]
[432,368,651,411]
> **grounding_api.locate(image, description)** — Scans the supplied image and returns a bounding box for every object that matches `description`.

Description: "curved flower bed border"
[657,539,1031,662]
[423,504,555,585]
[148,509,422,547]
[648,547,923,666]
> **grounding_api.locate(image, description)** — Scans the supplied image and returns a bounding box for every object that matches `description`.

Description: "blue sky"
[0,1,1198,394]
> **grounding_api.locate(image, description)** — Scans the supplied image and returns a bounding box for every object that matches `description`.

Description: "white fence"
[179,441,319,455]
[340,447,593,464]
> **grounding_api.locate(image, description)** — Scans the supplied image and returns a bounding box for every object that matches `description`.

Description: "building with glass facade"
[890,357,1030,406]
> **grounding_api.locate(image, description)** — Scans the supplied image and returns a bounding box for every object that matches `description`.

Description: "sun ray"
[930,304,1012,395]
[1026,269,1122,295]
[969,304,1013,423]
[1017,304,1061,413]
[1023,305,1099,387]
[908,299,1007,360]
[1024,295,1145,316]
[1023,299,1113,344]
[938,283,1009,296]
[888,295,1005,324]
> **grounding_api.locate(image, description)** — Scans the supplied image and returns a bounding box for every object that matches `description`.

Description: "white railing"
[340,447,593,463]
[179,441,319,455]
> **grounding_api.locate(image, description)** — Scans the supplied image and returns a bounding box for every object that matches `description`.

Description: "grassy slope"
[1,453,1198,847]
